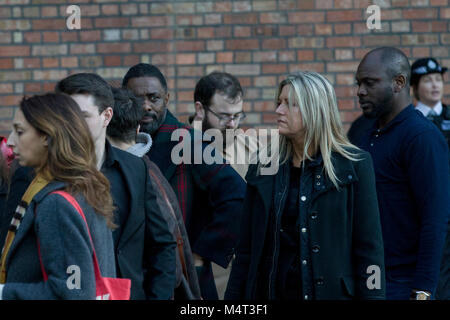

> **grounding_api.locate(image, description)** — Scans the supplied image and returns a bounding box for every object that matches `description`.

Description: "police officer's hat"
[410,57,447,86]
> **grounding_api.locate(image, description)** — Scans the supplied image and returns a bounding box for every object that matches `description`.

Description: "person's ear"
[194,101,205,121]
[393,74,407,93]
[102,107,113,127]
[41,134,48,147]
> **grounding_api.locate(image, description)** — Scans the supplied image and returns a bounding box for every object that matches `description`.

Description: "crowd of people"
[0,46,448,300]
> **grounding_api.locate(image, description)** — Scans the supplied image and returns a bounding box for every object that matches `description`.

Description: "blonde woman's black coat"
[225,150,386,300]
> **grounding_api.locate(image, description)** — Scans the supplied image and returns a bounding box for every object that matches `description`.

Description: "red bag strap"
[36,191,102,282]
[36,231,48,281]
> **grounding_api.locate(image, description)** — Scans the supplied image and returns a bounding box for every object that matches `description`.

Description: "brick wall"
[0,0,449,137]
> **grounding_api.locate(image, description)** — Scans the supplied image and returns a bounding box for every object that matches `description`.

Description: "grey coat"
[3,182,116,300]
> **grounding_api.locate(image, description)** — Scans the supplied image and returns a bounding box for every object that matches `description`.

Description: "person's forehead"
[126,76,164,95]
[356,59,386,80]
[280,84,291,96]
[210,92,243,113]
[419,73,443,81]
[12,108,26,125]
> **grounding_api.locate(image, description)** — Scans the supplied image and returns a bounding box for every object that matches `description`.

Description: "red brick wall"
[0,0,449,137]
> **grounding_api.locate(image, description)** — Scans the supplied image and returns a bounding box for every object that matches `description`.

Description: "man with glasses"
[122,64,246,300]
[189,72,260,299]
[191,72,258,180]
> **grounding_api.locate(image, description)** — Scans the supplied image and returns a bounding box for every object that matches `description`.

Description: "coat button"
[300,196,306,202]
[348,174,352,180]
[310,211,318,219]
[301,228,307,233]
[302,260,307,265]
[312,245,320,253]
[315,277,324,286]
[304,295,309,300]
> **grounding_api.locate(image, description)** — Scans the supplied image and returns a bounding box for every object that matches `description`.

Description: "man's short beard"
[202,118,234,147]
[140,108,167,135]
[140,119,160,135]
[364,88,394,119]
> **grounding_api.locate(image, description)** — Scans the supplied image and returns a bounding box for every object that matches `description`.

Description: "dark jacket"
[3,182,116,299]
[0,164,35,251]
[225,150,386,300]
[428,103,450,150]
[148,110,246,299]
[431,103,450,300]
[0,180,7,229]
[103,142,176,300]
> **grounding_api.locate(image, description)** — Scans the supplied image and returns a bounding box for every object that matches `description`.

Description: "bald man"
[355,47,450,300]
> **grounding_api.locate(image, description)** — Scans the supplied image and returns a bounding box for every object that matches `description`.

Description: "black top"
[347,114,376,146]
[101,141,131,246]
[276,165,302,300]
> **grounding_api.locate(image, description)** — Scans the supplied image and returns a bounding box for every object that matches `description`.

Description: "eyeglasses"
[206,108,246,125]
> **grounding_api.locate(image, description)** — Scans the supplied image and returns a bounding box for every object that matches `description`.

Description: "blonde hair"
[259,71,360,188]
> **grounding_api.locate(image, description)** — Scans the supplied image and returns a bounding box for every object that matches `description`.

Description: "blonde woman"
[225,71,385,300]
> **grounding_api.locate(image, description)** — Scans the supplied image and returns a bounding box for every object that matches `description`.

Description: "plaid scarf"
[0,174,51,283]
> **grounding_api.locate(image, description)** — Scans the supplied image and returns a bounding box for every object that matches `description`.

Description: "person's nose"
[431,78,440,89]
[357,84,366,97]
[276,103,286,115]
[7,131,15,148]
[143,98,153,112]
[226,118,237,128]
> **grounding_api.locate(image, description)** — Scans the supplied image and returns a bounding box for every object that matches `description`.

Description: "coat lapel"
[148,110,189,183]
[148,140,178,182]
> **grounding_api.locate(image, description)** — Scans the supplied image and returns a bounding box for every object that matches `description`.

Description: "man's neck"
[108,138,134,152]
[378,98,411,129]
[95,138,107,170]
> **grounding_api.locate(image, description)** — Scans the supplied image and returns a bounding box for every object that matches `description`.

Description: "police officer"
[411,57,449,149]
[411,57,450,300]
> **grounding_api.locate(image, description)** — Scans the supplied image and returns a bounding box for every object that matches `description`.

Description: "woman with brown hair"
[0,93,116,299]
